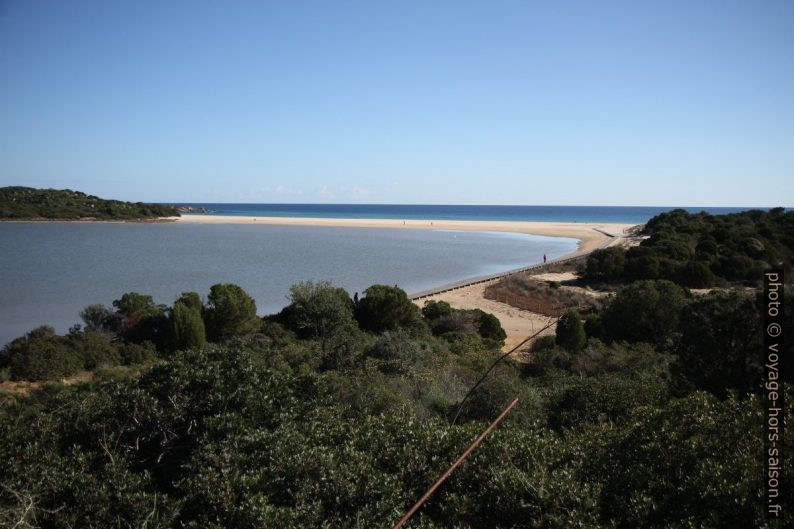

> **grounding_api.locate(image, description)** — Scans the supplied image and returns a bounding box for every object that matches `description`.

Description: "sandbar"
[175,215,634,255]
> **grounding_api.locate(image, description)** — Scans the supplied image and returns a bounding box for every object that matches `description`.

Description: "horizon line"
[158,201,789,210]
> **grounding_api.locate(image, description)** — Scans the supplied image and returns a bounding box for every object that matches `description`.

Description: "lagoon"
[0,222,576,345]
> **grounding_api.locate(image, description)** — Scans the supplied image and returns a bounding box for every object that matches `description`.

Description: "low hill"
[585,207,792,287]
[0,186,179,220]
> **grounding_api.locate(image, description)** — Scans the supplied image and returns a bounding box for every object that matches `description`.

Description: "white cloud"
[317,185,335,199]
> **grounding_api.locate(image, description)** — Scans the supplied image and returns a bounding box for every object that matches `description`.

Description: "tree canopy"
[0,186,179,219]
[584,208,793,287]
[204,283,260,341]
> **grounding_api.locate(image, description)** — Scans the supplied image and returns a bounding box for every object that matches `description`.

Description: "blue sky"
[1,0,792,206]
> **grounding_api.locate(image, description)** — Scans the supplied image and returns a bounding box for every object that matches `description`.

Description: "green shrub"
[675,260,716,288]
[531,335,556,352]
[279,280,355,340]
[476,310,507,345]
[584,247,626,279]
[354,284,423,334]
[556,310,586,353]
[204,283,260,341]
[672,291,763,398]
[1,326,82,380]
[421,300,453,320]
[601,280,689,348]
[172,301,207,350]
[584,314,603,339]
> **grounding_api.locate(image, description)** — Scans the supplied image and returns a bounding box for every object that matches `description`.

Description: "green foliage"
[634,208,794,286]
[421,300,453,320]
[79,304,120,333]
[0,186,179,219]
[0,265,785,527]
[364,329,433,373]
[0,326,82,380]
[317,322,371,371]
[64,327,121,370]
[113,292,161,318]
[675,259,717,287]
[118,341,157,366]
[579,392,790,528]
[204,283,260,341]
[476,310,507,344]
[623,245,660,279]
[531,334,556,352]
[584,247,626,279]
[601,279,689,348]
[172,302,207,350]
[427,310,479,336]
[0,318,782,528]
[354,284,423,334]
[112,292,168,343]
[279,280,355,341]
[423,302,506,346]
[555,309,586,353]
[0,326,140,381]
[672,291,763,398]
[583,313,603,339]
[175,291,203,313]
[547,370,669,430]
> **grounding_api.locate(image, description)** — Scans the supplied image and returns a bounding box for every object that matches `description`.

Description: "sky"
[0,0,792,206]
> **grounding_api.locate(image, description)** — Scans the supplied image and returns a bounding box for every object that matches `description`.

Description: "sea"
[171,204,752,224]
[0,204,756,346]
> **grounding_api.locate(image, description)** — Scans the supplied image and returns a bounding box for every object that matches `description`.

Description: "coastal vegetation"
[0,210,792,527]
[0,186,179,220]
[584,208,793,287]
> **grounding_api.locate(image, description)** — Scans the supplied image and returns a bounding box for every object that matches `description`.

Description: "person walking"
[543,253,547,264]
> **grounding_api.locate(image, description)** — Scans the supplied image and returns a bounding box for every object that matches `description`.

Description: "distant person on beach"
[543,254,547,264]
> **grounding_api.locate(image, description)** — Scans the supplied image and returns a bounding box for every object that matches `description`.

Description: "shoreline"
[0,217,178,224]
[175,214,634,255]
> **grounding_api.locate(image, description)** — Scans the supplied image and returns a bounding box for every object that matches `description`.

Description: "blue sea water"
[170,204,755,224]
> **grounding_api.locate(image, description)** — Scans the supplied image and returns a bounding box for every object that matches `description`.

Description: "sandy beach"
[413,280,558,352]
[175,215,634,255]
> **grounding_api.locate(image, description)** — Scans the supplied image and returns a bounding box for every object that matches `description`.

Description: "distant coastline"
[0,217,179,223]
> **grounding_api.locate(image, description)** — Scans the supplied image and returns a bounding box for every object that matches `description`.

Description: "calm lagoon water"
[0,222,576,345]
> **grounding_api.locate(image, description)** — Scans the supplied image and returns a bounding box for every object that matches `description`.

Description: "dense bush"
[586,208,793,287]
[579,392,790,528]
[555,309,585,353]
[0,186,179,219]
[204,283,260,341]
[672,291,764,398]
[421,300,453,320]
[0,270,785,527]
[354,285,424,334]
[585,247,626,279]
[0,326,146,381]
[112,292,168,344]
[601,280,689,348]
[172,301,207,350]
[422,302,506,346]
[278,280,355,341]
